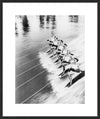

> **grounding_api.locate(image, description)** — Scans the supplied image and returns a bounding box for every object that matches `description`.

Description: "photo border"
[1,0,99,118]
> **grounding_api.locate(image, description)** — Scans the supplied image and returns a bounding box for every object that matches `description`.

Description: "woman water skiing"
[47,31,58,53]
[59,56,82,81]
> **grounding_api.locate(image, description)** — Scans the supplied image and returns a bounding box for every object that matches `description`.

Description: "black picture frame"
[1,0,99,118]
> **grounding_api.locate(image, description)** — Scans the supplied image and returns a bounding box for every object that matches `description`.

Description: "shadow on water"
[39,15,56,30]
[66,71,85,88]
[69,15,79,23]
[15,22,18,36]
[51,15,56,29]
[22,15,30,35]
[39,15,45,29]
[46,15,50,24]
[46,15,51,29]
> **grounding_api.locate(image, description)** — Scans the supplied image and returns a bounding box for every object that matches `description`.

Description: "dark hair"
[74,58,79,62]
[64,43,67,46]
[61,40,63,43]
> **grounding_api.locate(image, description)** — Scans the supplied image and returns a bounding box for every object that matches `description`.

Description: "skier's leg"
[71,68,82,73]
[69,74,72,86]
[62,65,65,74]
[58,64,65,76]
[47,43,54,53]
[55,54,62,63]
[59,62,70,76]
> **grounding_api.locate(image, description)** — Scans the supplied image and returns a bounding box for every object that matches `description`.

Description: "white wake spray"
[38,51,85,104]
[38,52,69,95]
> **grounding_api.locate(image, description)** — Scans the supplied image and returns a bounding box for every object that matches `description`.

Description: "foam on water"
[38,51,85,104]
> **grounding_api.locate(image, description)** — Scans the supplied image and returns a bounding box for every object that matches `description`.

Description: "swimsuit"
[58,45,63,51]
[62,49,68,55]
[53,40,58,45]
[63,55,71,62]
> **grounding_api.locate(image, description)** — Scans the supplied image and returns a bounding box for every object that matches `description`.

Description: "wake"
[38,51,85,104]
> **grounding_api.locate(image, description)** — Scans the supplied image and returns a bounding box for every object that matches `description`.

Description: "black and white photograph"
[3,3,97,116]
[15,15,85,104]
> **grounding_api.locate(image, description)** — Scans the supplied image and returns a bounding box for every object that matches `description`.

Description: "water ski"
[59,72,68,79]
[47,49,53,53]
[54,57,63,63]
[59,71,64,77]
[50,53,57,58]
[58,65,63,69]
[54,59,59,63]
[65,71,85,88]
[59,68,71,77]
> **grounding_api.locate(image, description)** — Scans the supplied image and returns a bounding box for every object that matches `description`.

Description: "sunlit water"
[15,15,85,104]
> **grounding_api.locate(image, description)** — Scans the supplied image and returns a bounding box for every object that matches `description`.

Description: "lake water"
[15,15,85,104]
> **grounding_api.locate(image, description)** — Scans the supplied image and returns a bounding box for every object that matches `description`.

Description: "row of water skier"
[47,31,83,86]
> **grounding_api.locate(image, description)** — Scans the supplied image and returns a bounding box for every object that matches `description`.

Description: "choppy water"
[15,15,85,104]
